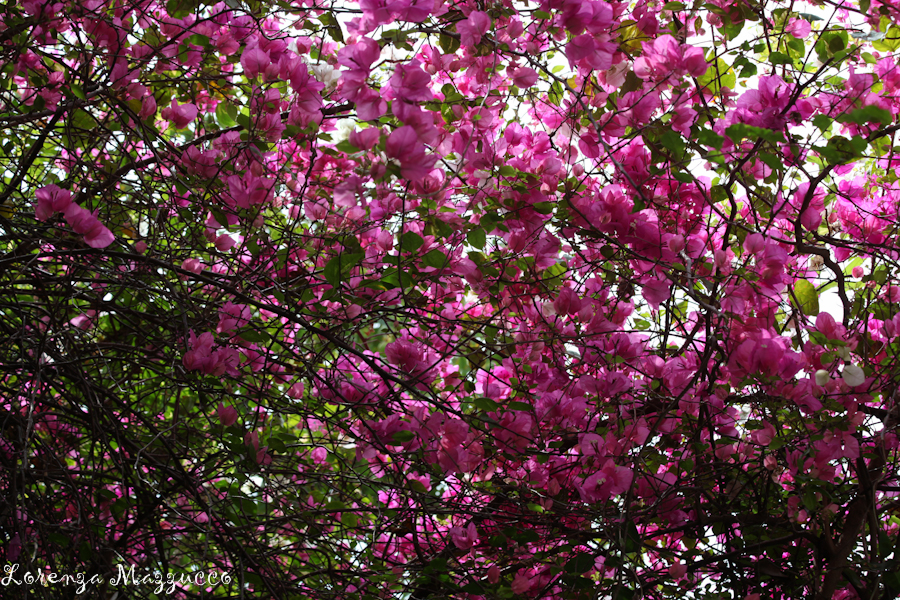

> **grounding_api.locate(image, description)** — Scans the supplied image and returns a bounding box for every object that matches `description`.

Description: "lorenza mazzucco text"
[2,564,103,594]
[2,563,233,595]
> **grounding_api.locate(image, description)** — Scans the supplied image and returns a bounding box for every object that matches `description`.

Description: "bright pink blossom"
[63,204,114,248]
[35,184,72,221]
[449,522,478,550]
[457,11,490,47]
[241,45,270,78]
[217,403,239,427]
[161,100,198,129]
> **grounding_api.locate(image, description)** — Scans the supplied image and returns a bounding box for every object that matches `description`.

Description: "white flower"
[815,369,830,386]
[333,118,355,143]
[841,364,866,388]
[310,63,340,88]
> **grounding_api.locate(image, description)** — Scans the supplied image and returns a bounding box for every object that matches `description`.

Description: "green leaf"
[508,401,532,412]
[422,249,448,269]
[814,135,867,164]
[697,129,725,149]
[839,105,893,125]
[467,228,486,249]
[474,397,499,411]
[238,329,270,343]
[166,0,196,18]
[391,430,416,444]
[829,33,847,53]
[380,267,414,290]
[400,231,424,252]
[794,279,820,316]
[624,520,642,553]
[335,140,360,154]
[660,130,686,156]
[758,152,783,171]
[216,102,237,127]
[341,513,359,528]
[565,553,595,573]
[548,81,564,106]
[722,19,744,40]
[817,30,851,60]
[769,51,792,65]
[725,123,785,144]
[323,253,364,287]
[735,59,757,79]
[70,83,86,100]
[187,33,210,47]
[697,55,736,95]
[532,202,555,214]
[439,33,460,54]
[873,25,900,52]
[812,114,833,133]
[512,529,540,543]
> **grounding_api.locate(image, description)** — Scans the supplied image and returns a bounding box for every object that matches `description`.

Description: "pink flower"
[162,100,198,129]
[669,561,688,579]
[386,125,419,159]
[786,18,811,39]
[385,339,425,372]
[337,38,381,71]
[635,35,707,80]
[816,311,844,340]
[183,330,239,376]
[139,94,157,119]
[182,258,203,274]
[750,421,776,446]
[35,184,72,221]
[511,572,532,595]
[354,89,387,121]
[567,33,615,70]
[511,66,538,88]
[349,127,380,150]
[218,301,252,334]
[554,287,583,316]
[407,0,435,21]
[386,126,436,181]
[217,403,239,427]
[226,173,274,208]
[743,233,766,255]
[63,204,115,248]
[642,278,670,310]
[578,459,634,502]
[457,11,490,47]
[241,45,270,78]
[487,565,501,584]
[70,310,96,330]
[682,45,708,77]
[389,62,432,102]
[7,533,21,561]
[449,522,478,550]
[245,430,260,452]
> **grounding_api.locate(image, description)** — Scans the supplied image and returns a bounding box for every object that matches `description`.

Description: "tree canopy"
[2,0,900,598]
